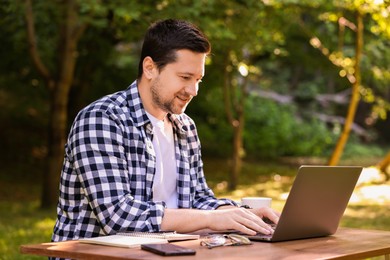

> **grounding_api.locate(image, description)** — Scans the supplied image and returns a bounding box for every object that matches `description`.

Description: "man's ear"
[143,56,156,80]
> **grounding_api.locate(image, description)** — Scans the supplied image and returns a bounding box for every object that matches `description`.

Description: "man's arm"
[160,207,279,235]
[69,108,165,234]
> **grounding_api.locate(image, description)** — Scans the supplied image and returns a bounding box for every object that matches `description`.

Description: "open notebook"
[116,231,200,241]
[79,231,200,248]
[79,235,167,248]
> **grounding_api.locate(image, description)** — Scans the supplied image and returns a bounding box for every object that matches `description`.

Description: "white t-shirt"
[146,112,178,208]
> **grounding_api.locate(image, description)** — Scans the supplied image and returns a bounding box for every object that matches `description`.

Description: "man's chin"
[170,106,187,115]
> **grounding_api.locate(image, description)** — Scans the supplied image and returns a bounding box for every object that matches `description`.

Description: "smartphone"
[141,243,196,256]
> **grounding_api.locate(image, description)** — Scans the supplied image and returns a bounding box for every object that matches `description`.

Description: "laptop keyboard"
[263,218,277,230]
[236,221,276,240]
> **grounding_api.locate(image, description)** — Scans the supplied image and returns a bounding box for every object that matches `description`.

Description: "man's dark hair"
[137,19,211,79]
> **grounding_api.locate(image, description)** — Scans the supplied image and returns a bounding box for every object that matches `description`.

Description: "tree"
[315,0,390,165]
[15,0,390,205]
[196,1,284,189]
[23,0,152,208]
[270,0,390,165]
[328,9,363,165]
[138,0,280,189]
[25,0,86,207]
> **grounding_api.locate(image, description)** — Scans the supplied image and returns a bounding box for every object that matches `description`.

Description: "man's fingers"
[234,208,274,235]
[250,207,280,225]
[208,207,278,235]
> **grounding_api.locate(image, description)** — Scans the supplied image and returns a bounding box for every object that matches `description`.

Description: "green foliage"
[1,0,390,175]
[244,97,336,158]
[187,86,233,157]
[341,138,388,160]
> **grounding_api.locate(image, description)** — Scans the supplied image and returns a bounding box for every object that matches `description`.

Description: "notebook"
[79,231,200,248]
[245,165,362,242]
[117,231,200,241]
[79,235,168,248]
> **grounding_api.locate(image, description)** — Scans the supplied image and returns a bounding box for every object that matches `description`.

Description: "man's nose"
[186,83,199,97]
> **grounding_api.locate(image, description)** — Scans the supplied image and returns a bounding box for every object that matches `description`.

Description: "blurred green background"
[0,0,389,259]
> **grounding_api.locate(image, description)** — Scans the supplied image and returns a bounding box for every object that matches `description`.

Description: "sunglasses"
[200,234,252,249]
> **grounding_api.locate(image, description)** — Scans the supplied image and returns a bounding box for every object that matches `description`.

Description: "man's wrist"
[216,205,236,210]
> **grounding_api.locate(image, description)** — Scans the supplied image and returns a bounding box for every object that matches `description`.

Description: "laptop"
[245,165,362,242]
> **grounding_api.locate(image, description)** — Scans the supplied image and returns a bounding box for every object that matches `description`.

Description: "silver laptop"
[246,165,362,242]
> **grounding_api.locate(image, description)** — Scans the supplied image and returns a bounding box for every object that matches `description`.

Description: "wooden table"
[20,228,390,260]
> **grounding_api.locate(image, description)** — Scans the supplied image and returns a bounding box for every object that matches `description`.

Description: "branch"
[223,55,235,125]
[297,17,356,84]
[25,0,51,81]
[316,89,351,107]
[56,0,87,97]
[338,17,357,32]
[248,87,350,107]
[248,87,369,138]
[313,112,369,139]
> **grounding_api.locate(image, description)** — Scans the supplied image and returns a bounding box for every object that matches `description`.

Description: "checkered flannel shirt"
[52,81,236,242]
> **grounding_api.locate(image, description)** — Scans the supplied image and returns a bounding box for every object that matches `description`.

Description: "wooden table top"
[20,228,390,260]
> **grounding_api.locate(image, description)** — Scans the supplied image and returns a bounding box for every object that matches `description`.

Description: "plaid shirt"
[52,81,236,242]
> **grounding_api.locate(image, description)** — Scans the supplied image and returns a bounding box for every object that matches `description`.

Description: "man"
[52,19,279,242]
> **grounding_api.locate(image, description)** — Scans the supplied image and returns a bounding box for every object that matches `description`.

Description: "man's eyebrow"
[178,72,204,79]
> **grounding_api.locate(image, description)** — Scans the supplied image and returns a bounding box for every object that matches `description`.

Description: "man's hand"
[206,206,279,235]
[161,207,280,235]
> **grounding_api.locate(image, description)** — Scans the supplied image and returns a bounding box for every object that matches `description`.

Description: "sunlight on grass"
[352,184,390,204]
[357,167,387,184]
[342,167,390,231]
[350,167,390,205]
[0,201,55,260]
[34,218,55,230]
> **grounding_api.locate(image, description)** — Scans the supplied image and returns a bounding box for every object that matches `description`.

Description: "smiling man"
[52,19,279,243]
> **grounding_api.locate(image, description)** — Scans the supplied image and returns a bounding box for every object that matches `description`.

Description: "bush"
[341,138,388,160]
[244,97,335,159]
[192,93,337,159]
[188,87,233,157]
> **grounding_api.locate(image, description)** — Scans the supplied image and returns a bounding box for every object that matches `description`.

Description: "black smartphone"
[141,243,196,256]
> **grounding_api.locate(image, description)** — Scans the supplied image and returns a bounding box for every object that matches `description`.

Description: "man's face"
[150,49,206,115]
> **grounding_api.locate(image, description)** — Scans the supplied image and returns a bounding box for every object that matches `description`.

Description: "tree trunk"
[328,11,363,166]
[228,84,247,190]
[25,0,86,208]
[222,55,247,190]
[41,85,69,207]
[377,151,390,180]
[230,107,245,190]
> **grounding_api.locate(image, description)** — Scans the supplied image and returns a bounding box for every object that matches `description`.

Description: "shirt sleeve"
[179,116,238,210]
[192,157,238,209]
[68,108,165,234]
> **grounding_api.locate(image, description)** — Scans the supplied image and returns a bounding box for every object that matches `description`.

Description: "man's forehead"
[172,50,206,75]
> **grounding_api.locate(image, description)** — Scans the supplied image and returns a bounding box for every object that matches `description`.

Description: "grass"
[1,157,389,259]
[0,202,55,260]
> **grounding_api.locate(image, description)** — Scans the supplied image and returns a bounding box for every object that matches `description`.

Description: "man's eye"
[181,76,191,80]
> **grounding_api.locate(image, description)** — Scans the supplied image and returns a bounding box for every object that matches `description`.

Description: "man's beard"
[150,78,191,115]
